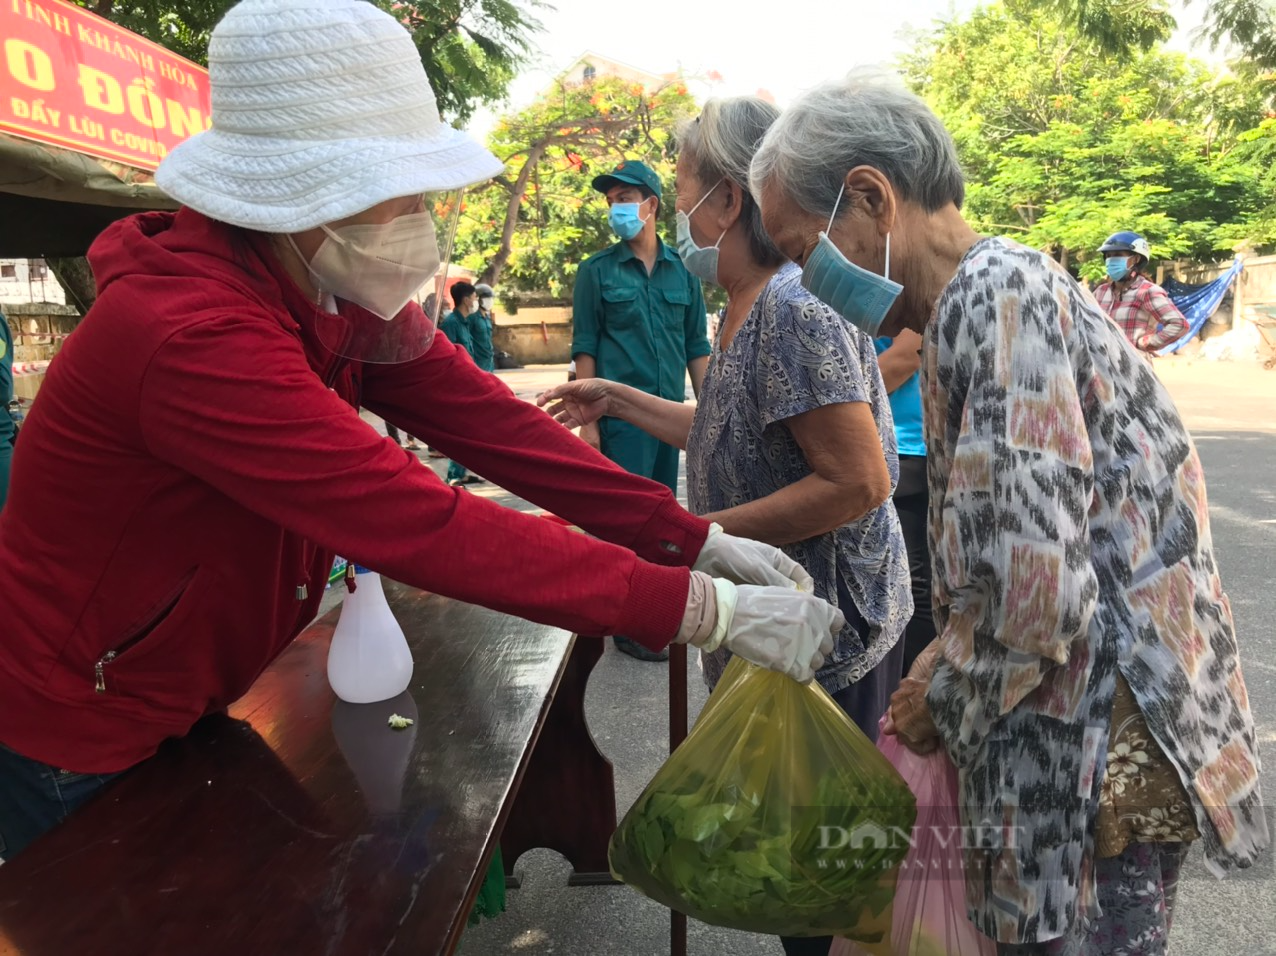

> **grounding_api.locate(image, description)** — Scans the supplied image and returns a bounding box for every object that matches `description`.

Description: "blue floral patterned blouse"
[686,264,912,695]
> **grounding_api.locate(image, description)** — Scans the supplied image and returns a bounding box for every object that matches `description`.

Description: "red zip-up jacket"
[0,209,708,773]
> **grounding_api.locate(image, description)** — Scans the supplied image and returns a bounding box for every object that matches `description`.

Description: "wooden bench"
[0,580,619,956]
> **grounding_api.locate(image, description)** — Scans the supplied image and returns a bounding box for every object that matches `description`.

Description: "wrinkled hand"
[882,677,941,754]
[693,524,815,591]
[537,380,613,430]
[578,421,601,451]
[694,581,841,685]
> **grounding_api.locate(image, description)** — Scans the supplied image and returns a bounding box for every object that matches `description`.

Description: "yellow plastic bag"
[609,656,916,946]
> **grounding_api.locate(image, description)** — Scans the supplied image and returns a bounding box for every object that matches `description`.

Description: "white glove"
[680,576,841,684]
[692,523,815,592]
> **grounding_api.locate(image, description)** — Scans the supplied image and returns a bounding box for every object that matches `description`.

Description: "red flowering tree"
[451,73,698,298]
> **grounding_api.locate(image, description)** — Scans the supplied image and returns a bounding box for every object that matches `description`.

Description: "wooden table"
[0,581,619,956]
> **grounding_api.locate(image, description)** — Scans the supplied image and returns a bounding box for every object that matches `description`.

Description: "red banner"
[1,0,211,170]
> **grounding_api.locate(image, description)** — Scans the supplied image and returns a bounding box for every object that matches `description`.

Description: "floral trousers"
[996,842,1189,956]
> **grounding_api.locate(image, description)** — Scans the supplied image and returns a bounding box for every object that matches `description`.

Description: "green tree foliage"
[1038,0,1176,55]
[902,0,1276,278]
[1216,117,1276,248]
[451,75,699,299]
[1200,0,1276,69]
[1044,0,1276,70]
[72,0,229,65]
[393,0,544,124]
[71,0,540,122]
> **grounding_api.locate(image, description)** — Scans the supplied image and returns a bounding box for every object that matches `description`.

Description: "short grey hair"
[677,97,785,268]
[750,70,964,221]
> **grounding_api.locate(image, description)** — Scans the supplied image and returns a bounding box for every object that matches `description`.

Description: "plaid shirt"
[1093,274,1188,351]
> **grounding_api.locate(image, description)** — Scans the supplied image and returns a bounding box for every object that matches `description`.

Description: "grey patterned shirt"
[686,264,912,695]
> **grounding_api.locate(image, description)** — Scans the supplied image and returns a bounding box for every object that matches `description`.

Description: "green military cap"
[591,159,662,200]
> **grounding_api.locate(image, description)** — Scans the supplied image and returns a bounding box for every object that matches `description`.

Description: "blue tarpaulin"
[1155,256,1245,355]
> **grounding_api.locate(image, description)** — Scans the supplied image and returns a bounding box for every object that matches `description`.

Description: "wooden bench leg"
[501,636,619,886]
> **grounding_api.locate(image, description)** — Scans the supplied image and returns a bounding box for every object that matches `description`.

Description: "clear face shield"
[309,189,465,364]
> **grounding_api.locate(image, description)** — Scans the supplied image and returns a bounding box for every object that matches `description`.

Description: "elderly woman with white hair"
[0,0,846,862]
[751,72,1268,956]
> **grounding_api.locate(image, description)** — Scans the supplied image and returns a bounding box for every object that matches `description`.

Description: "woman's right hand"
[536,379,614,430]
[719,583,841,684]
[674,573,841,685]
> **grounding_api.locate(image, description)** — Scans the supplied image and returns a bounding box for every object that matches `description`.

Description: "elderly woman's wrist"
[606,382,638,419]
[907,638,943,683]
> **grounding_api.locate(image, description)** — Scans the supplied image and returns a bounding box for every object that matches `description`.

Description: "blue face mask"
[800,183,902,337]
[1105,257,1130,281]
[608,201,649,241]
[675,179,726,286]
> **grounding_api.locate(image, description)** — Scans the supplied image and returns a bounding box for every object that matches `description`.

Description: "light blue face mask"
[608,201,649,241]
[675,179,727,286]
[800,183,903,337]
[1105,256,1131,281]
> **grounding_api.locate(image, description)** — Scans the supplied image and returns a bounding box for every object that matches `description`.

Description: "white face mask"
[479,296,494,310]
[299,211,441,321]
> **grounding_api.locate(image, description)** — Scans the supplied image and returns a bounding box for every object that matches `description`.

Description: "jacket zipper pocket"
[93,571,195,695]
[94,651,117,694]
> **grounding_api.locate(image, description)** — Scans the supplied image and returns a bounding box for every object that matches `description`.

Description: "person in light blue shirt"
[874,331,933,677]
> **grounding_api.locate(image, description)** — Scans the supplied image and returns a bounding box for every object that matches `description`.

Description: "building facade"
[0,259,66,306]
[558,52,670,90]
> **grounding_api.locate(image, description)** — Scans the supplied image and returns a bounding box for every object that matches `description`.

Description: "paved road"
[1150,358,1276,956]
[359,357,1276,956]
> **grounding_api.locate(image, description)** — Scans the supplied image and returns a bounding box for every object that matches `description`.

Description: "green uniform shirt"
[439,309,474,356]
[465,310,495,372]
[0,313,12,511]
[571,239,709,401]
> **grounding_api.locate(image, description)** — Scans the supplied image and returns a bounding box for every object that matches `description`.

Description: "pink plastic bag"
[832,718,995,956]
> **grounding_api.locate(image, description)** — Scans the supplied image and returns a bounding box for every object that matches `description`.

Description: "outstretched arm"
[538,378,696,451]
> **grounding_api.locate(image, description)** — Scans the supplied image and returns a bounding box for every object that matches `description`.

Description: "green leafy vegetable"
[609,658,916,941]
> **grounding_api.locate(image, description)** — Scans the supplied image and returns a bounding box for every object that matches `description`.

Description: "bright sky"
[468,0,1219,138]
[470,0,977,135]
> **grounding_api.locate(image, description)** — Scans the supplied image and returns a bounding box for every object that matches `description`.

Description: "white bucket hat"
[155,0,504,233]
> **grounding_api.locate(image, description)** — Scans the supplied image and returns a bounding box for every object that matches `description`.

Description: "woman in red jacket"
[0,0,841,861]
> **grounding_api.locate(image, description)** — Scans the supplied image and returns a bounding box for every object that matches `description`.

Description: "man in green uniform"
[0,308,13,511]
[467,282,496,374]
[571,160,710,660]
[439,282,482,486]
[439,282,476,357]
